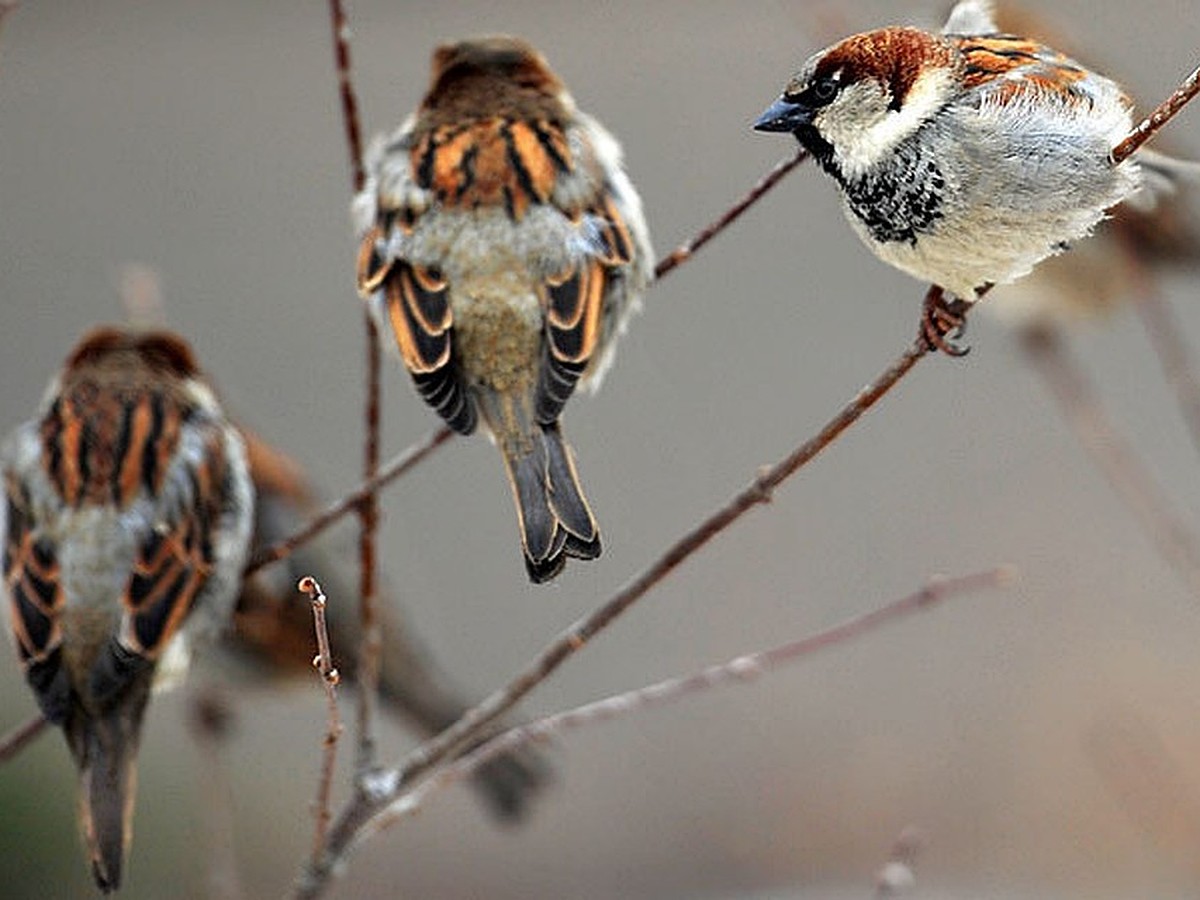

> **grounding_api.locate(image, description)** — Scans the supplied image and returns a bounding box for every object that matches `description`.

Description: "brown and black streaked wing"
[3,471,70,722]
[536,193,635,425]
[357,229,476,434]
[87,429,225,708]
[955,34,1095,103]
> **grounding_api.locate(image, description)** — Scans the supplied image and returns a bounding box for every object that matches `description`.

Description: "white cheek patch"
[826,68,953,179]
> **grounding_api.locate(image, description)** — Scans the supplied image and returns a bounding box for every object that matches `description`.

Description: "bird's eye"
[812,77,839,104]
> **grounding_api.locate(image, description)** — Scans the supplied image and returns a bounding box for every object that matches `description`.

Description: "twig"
[243,425,454,577]
[299,576,343,862]
[1111,63,1200,165]
[355,315,383,776]
[295,332,932,898]
[328,0,365,194]
[1019,326,1200,601]
[371,570,1011,827]
[0,713,47,764]
[326,0,382,775]
[652,148,808,281]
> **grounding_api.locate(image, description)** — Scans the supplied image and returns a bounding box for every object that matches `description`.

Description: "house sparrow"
[225,429,553,820]
[753,0,1194,352]
[2,327,253,892]
[354,35,652,582]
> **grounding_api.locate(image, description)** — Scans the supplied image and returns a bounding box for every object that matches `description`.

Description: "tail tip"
[523,531,602,584]
[91,856,122,894]
[525,553,567,584]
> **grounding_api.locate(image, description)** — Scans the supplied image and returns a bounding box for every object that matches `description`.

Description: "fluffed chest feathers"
[820,131,950,247]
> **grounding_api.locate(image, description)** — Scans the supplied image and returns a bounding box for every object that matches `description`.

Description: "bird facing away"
[753,0,1192,349]
[355,35,653,582]
[2,327,253,892]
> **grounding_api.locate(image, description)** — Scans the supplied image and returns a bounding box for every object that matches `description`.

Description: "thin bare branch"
[1020,326,1200,601]
[0,713,47,764]
[299,576,344,862]
[355,315,383,775]
[295,331,932,898]
[243,425,453,577]
[324,0,381,776]
[371,569,1011,826]
[653,148,808,281]
[1111,63,1200,165]
[328,0,365,194]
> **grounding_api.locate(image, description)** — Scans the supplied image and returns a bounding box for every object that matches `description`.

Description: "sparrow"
[354,35,653,582]
[753,0,1193,352]
[2,327,254,893]
[224,429,553,820]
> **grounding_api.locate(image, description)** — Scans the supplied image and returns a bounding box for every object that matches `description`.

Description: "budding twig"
[299,576,343,862]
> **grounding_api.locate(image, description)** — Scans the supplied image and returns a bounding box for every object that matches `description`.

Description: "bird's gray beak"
[753,97,810,133]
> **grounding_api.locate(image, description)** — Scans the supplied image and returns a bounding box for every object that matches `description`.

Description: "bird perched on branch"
[355,35,652,582]
[2,327,253,893]
[754,0,1198,353]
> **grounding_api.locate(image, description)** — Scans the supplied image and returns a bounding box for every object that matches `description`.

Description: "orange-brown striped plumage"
[2,326,252,892]
[355,35,652,581]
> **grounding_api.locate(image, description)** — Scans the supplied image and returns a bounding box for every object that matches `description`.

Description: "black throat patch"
[819,132,946,246]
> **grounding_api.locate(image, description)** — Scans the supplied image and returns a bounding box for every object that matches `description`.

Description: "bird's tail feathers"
[66,687,150,894]
[485,392,600,583]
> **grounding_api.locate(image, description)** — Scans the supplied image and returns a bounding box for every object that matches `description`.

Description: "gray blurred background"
[2,1,1200,897]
